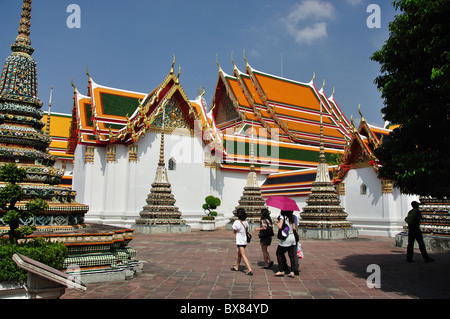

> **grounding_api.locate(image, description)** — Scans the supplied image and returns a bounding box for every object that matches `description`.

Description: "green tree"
[0,164,49,244]
[371,0,450,197]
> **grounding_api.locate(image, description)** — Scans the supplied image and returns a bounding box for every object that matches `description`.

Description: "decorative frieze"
[84,146,94,164]
[381,179,393,194]
[107,145,116,163]
[336,182,345,196]
[128,145,138,163]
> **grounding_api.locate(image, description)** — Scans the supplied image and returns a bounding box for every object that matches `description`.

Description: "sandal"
[230,267,238,272]
[287,272,295,278]
[274,272,284,277]
[246,271,253,276]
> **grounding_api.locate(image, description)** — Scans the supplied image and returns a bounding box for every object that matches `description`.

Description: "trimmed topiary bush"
[202,195,221,221]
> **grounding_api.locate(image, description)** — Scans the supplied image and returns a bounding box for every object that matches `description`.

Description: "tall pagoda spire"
[135,107,190,232]
[298,100,358,239]
[231,123,268,226]
[0,0,88,224]
[0,0,41,108]
[0,0,141,282]
[315,101,331,183]
[12,0,34,55]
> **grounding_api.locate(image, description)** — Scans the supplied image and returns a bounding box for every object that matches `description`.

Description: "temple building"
[68,61,225,229]
[42,111,74,188]
[38,47,427,239]
[65,49,355,230]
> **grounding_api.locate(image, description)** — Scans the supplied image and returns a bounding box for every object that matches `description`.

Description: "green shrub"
[202,195,221,220]
[0,238,68,283]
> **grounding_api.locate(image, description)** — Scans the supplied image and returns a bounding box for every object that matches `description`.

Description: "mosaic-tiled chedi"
[0,0,141,282]
[135,112,189,229]
[299,107,356,235]
[416,197,450,237]
[0,0,89,227]
[232,134,268,225]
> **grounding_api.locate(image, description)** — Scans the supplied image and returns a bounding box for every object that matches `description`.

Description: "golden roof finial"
[243,49,249,69]
[175,65,181,84]
[321,79,326,90]
[350,115,357,132]
[331,85,335,97]
[85,65,91,80]
[199,86,205,97]
[170,55,176,74]
[231,51,237,73]
[311,71,316,83]
[71,76,76,93]
[216,53,223,73]
[358,104,365,122]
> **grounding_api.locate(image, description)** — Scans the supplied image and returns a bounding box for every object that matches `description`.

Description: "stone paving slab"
[62,229,450,300]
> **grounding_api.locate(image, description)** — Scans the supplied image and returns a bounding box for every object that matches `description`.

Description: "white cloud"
[346,0,364,6]
[283,0,336,45]
[291,22,328,44]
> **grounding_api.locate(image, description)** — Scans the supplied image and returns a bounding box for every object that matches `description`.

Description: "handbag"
[259,219,274,238]
[277,218,288,240]
[240,220,252,243]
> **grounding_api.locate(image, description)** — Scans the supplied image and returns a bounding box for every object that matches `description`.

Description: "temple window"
[360,183,367,195]
[169,157,176,171]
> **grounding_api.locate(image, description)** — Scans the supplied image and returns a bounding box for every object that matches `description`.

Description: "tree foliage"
[371,0,450,197]
[0,164,49,244]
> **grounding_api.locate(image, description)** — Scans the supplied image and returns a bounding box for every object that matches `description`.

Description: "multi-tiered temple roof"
[210,54,352,173]
[68,59,222,156]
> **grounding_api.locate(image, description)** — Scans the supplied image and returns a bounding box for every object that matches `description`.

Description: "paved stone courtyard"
[62,229,450,300]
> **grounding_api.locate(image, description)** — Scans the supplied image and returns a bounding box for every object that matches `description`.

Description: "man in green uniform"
[405,201,434,263]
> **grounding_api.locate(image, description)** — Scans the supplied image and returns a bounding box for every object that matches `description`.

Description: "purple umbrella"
[265,196,300,212]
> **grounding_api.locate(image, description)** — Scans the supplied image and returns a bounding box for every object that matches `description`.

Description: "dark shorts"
[237,245,247,248]
[260,237,272,246]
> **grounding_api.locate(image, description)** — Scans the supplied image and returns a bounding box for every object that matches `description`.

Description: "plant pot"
[199,220,216,231]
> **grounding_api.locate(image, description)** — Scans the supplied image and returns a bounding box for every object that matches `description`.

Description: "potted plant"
[199,196,221,231]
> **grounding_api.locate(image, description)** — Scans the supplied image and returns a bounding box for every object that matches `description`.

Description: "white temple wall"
[72,131,234,228]
[214,169,269,226]
[72,145,86,204]
[341,166,419,237]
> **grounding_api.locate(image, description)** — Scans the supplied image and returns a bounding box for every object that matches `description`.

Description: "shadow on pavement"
[337,250,450,299]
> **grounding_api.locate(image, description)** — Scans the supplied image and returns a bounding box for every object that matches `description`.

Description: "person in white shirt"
[231,208,253,276]
[274,210,297,277]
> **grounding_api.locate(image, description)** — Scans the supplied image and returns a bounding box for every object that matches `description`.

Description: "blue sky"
[0,0,398,127]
